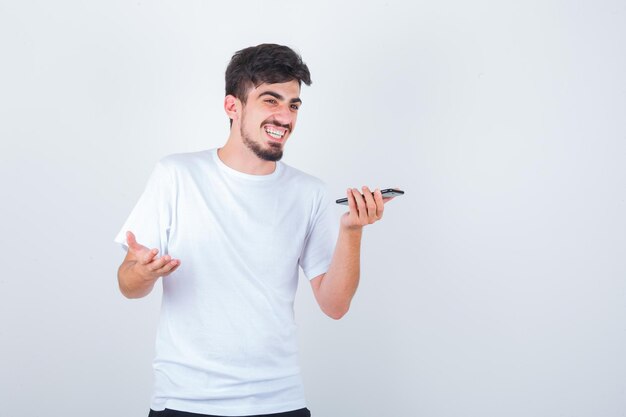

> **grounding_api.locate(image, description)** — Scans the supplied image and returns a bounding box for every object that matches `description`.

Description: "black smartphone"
[335,188,405,205]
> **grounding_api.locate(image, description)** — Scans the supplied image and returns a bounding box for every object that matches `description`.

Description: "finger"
[346,188,357,214]
[127,231,151,256]
[361,186,378,223]
[141,248,159,265]
[148,254,171,271]
[352,188,368,224]
[126,231,139,251]
[159,259,181,276]
[373,188,385,219]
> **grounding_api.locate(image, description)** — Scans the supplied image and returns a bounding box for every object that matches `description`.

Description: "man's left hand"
[341,186,394,230]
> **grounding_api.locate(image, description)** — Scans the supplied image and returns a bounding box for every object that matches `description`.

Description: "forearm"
[316,226,363,319]
[117,261,158,299]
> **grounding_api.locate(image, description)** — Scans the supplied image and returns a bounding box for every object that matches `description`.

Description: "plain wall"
[1,1,625,416]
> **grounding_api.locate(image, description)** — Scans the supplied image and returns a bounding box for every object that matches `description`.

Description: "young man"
[115,44,391,417]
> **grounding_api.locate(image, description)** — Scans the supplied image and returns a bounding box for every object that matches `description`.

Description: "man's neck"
[217,138,277,176]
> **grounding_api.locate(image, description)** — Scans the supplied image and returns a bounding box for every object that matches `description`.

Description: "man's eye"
[265,99,277,104]
[290,105,300,110]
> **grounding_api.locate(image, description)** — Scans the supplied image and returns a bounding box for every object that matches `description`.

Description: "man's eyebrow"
[259,91,303,105]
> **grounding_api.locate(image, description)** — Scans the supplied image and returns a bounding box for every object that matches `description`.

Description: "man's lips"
[263,124,289,141]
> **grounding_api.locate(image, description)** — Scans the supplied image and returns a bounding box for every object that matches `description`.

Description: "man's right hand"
[117,231,180,298]
[126,231,180,281]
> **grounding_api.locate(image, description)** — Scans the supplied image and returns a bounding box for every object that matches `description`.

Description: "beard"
[241,129,284,162]
[240,115,286,162]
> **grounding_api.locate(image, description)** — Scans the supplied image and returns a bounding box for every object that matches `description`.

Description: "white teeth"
[265,126,285,139]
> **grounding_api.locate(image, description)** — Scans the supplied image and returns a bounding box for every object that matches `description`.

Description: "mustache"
[262,119,291,132]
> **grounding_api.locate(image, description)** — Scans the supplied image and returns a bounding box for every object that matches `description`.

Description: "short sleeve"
[113,161,174,255]
[299,187,338,280]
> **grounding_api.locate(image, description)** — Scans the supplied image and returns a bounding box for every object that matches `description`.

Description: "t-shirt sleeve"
[113,160,174,255]
[299,186,338,280]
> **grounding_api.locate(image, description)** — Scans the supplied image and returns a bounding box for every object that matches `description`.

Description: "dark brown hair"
[225,44,312,105]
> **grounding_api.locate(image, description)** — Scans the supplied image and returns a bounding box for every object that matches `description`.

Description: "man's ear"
[224,95,240,121]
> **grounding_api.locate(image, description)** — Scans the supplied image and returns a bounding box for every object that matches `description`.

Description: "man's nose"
[273,104,294,125]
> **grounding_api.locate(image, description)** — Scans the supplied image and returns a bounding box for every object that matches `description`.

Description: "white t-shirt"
[114,149,337,416]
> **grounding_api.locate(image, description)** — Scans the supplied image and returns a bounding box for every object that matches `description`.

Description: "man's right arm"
[117,231,180,299]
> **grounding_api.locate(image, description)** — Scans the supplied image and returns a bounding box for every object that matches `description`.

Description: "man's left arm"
[310,186,391,319]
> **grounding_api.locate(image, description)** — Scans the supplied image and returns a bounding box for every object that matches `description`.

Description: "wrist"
[340,223,364,236]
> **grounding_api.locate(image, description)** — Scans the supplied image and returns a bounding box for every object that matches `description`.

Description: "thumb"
[126,231,141,251]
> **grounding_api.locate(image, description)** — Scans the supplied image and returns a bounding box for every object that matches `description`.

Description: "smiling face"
[237,80,302,162]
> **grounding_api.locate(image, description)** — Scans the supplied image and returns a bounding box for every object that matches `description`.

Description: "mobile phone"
[335,188,405,205]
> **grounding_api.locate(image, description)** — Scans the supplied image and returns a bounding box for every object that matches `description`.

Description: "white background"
[1,1,625,416]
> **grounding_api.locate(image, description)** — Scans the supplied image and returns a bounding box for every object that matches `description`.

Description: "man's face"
[238,80,302,162]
